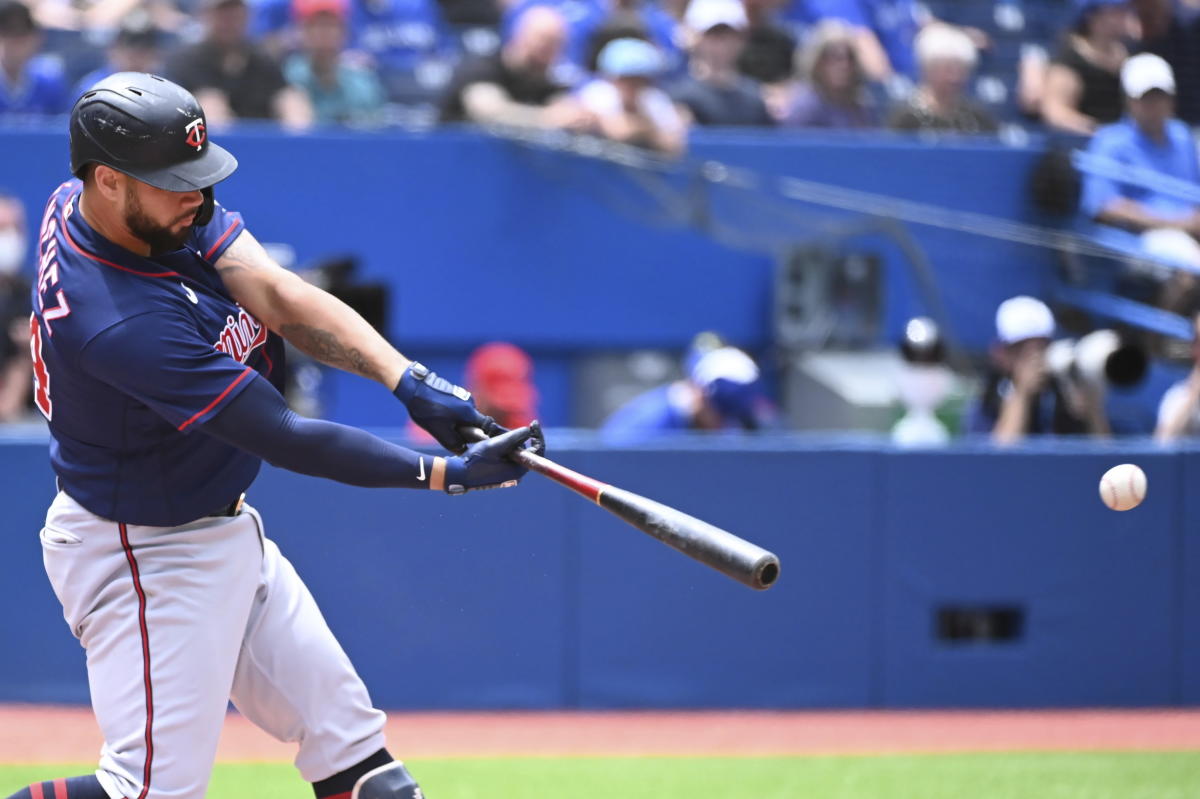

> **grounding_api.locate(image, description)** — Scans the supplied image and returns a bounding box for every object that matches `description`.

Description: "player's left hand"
[393,362,505,453]
[443,422,544,494]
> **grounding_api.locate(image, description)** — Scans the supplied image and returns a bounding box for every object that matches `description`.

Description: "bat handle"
[460,423,600,491]
[460,424,540,465]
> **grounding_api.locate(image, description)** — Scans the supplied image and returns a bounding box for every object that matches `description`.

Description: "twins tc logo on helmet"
[184,118,206,151]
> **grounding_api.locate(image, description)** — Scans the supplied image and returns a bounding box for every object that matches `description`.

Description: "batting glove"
[393,362,505,453]
[443,423,543,494]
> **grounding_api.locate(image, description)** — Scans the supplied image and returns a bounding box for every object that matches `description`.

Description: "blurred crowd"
[0,0,1197,149]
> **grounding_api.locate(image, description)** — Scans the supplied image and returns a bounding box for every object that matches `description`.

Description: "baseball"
[1099,463,1147,512]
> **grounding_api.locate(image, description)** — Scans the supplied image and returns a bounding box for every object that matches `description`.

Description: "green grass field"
[3,753,1200,799]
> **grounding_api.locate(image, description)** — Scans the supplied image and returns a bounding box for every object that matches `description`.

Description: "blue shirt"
[600,383,694,445]
[0,55,70,117]
[352,0,446,74]
[248,0,446,74]
[1080,117,1200,221]
[30,179,286,526]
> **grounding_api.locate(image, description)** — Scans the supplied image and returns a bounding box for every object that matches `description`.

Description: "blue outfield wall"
[1,127,1058,428]
[0,433,1196,709]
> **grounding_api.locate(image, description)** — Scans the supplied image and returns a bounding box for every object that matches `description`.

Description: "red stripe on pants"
[119,523,155,799]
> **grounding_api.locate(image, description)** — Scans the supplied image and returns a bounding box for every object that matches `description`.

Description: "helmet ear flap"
[196,186,215,227]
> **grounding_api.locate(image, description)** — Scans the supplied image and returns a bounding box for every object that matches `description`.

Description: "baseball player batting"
[8,72,542,799]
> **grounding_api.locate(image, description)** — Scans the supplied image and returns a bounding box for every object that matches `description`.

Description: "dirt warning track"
[2,706,1200,762]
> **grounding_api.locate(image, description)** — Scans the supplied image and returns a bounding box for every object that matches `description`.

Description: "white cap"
[1141,227,1200,268]
[685,0,747,33]
[690,346,759,387]
[996,296,1054,344]
[915,24,978,70]
[1121,53,1175,98]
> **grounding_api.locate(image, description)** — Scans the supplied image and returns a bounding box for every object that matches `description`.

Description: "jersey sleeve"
[79,311,257,432]
[191,201,245,264]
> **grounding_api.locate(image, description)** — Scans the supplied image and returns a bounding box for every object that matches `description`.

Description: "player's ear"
[92,165,122,201]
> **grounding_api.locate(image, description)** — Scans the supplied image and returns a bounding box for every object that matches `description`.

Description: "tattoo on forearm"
[280,323,376,380]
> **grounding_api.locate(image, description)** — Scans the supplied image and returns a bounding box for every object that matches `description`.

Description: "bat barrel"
[461,425,780,590]
[598,486,780,590]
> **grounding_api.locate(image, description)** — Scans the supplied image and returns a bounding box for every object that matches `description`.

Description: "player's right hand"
[443,423,544,494]
[393,362,505,453]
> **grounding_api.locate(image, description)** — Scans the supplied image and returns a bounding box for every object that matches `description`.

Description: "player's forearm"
[1156,391,1200,442]
[463,83,554,128]
[204,373,441,488]
[992,393,1030,445]
[1095,198,1189,234]
[1040,101,1096,136]
[852,28,893,81]
[1155,407,1190,442]
[274,276,409,388]
[217,230,409,388]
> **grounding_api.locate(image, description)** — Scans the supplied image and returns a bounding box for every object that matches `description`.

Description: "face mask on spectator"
[0,229,27,276]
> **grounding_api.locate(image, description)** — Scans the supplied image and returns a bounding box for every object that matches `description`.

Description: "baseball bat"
[464,425,780,591]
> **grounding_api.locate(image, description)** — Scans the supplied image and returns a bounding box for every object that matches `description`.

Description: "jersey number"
[29,315,51,420]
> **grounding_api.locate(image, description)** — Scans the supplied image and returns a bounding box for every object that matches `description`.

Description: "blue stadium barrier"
[0,432,1195,709]
[879,447,1179,707]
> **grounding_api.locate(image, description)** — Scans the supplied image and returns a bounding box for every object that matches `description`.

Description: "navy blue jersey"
[30,179,286,526]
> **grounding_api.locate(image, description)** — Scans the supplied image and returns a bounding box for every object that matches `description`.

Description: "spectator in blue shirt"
[351,0,451,106]
[1081,53,1200,240]
[1081,52,1200,314]
[1137,0,1200,125]
[0,0,69,117]
[601,342,773,444]
[73,12,166,101]
[285,0,387,126]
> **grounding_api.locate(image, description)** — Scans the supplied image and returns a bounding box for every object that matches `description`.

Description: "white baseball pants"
[39,491,387,799]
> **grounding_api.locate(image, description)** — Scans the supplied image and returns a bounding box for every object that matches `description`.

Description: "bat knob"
[754,556,781,590]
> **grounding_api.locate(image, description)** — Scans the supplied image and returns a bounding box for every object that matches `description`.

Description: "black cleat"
[353,762,423,799]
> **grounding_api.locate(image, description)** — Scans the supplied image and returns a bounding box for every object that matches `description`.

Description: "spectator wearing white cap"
[967,296,1106,444]
[886,24,997,134]
[576,37,688,154]
[669,0,774,126]
[1081,54,1200,243]
[1135,0,1200,126]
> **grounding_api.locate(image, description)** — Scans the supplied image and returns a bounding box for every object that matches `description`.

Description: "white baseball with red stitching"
[1099,463,1147,512]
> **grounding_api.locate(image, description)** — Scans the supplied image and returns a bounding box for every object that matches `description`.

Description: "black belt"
[205,494,246,518]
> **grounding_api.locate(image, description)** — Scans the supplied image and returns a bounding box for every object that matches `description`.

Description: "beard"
[124,185,196,255]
